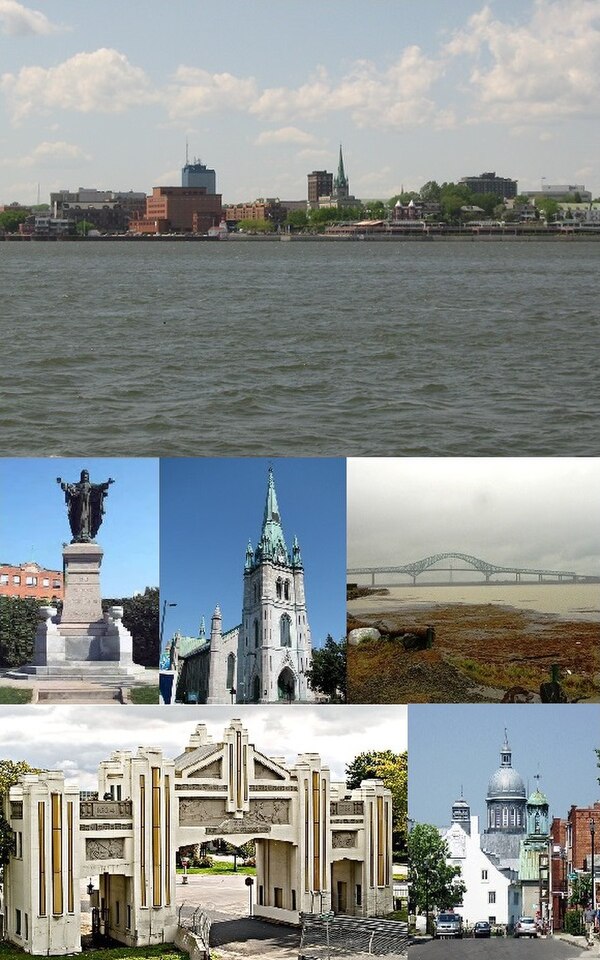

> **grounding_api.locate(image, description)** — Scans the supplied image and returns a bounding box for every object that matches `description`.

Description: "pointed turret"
[198,616,206,641]
[245,539,254,570]
[292,534,303,568]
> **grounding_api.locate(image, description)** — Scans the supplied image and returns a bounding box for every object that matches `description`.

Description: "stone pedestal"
[61,542,103,624]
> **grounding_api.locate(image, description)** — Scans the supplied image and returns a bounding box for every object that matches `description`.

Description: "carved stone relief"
[86,838,125,860]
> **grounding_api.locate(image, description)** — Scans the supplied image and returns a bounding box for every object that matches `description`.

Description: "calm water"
[1,240,598,456]
[348,583,600,620]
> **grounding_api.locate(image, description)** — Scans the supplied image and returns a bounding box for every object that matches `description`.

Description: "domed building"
[482,732,527,870]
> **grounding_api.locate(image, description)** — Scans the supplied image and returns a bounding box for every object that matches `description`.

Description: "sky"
[409,703,600,827]
[347,457,600,576]
[159,457,346,649]
[0,703,407,790]
[0,457,159,595]
[1,0,600,205]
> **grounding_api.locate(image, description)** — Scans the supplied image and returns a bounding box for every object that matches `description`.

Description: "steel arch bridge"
[347,551,584,586]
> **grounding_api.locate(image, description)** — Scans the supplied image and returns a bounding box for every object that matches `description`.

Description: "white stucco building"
[4,721,394,955]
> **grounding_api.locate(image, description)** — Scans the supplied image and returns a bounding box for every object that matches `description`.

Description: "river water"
[1,239,598,456]
[348,583,600,621]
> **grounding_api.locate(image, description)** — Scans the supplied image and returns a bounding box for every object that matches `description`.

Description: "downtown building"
[459,171,518,199]
[130,158,222,235]
[174,468,314,705]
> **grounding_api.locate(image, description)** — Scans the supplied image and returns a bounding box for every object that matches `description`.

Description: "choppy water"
[348,583,600,620]
[1,239,598,456]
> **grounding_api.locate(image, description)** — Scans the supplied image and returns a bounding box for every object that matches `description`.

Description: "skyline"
[0,703,407,791]
[409,703,600,828]
[1,1,599,205]
[0,457,159,597]
[159,457,346,650]
[347,458,600,575]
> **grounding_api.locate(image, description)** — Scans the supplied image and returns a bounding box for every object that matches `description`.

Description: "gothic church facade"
[175,468,314,704]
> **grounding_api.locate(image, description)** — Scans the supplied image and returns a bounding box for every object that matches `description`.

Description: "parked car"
[434,913,463,938]
[514,917,538,938]
[473,920,491,938]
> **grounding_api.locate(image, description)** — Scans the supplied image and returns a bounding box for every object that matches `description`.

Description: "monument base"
[9,605,154,687]
[61,542,104,623]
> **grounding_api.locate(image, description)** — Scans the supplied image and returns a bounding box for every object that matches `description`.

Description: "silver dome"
[487,766,526,799]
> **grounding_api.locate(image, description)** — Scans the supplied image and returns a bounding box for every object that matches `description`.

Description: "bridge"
[348,552,600,586]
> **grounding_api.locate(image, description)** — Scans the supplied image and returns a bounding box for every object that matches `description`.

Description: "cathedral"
[173,468,314,704]
[441,731,550,929]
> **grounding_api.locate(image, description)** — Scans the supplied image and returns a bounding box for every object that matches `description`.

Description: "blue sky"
[159,457,346,651]
[409,703,600,827]
[1,0,599,204]
[0,457,159,596]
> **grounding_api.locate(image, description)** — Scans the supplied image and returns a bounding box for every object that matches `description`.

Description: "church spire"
[333,144,348,196]
[253,467,290,565]
[501,729,512,768]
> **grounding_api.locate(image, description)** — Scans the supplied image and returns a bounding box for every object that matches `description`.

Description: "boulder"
[347,628,381,646]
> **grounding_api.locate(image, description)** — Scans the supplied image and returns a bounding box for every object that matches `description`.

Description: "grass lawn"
[128,686,159,704]
[0,687,33,704]
[0,945,183,959]
[178,863,256,876]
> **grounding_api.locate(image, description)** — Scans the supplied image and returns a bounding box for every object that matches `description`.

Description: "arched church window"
[284,580,290,600]
[253,583,258,603]
[276,578,282,599]
[280,614,291,647]
[252,675,260,703]
[226,653,235,689]
[502,807,508,827]
[254,620,259,648]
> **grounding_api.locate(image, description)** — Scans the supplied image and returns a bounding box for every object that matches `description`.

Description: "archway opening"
[277,667,296,702]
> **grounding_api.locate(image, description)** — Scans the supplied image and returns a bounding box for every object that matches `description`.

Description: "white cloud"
[0,0,59,36]
[23,140,91,166]
[445,0,600,122]
[1,48,157,120]
[255,126,316,146]
[167,66,257,118]
[250,51,446,128]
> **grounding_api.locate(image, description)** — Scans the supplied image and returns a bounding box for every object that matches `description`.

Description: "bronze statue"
[56,469,114,543]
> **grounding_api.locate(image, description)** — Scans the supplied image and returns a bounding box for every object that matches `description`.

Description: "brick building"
[51,189,147,233]
[223,198,286,227]
[551,817,568,930]
[130,186,222,235]
[307,170,333,205]
[0,562,63,601]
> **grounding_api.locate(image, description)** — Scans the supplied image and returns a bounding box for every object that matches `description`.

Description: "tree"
[569,873,591,907]
[0,596,43,668]
[305,635,346,702]
[535,197,559,221]
[0,209,29,233]
[408,823,466,919]
[76,219,95,236]
[103,587,158,667]
[419,181,442,202]
[237,218,275,233]
[346,750,408,855]
[0,759,42,864]
[363,200,386,219]
[284,209,308,230]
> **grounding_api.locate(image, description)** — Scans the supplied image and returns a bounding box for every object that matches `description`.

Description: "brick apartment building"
[130,186,222,234]
[0,562,64,601]
[551,801,600,928]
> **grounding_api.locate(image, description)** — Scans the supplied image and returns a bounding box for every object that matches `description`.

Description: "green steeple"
[253,468,290,565]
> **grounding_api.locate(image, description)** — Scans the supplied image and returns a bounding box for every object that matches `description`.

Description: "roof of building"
[487,732,526,800]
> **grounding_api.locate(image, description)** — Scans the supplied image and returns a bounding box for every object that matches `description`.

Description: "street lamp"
[160,600,177,648]
[590,819,596,911]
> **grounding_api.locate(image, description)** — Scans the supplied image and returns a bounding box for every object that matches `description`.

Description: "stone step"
[35,687,125,704]
[6,665,157,685]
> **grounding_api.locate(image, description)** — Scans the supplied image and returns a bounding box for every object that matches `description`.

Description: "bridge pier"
[371,573,375,587]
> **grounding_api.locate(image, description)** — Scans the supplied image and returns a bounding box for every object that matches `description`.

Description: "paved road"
[175,874,300,959]
[410,937,589,958]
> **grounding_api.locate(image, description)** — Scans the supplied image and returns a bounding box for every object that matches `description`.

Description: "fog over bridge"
[348,551,600,586]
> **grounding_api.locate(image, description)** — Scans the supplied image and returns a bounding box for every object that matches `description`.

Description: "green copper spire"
[256,467,290,564]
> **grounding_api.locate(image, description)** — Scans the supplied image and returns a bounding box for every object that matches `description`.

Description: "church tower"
[237,468,313,703]
[333,144,349,200]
